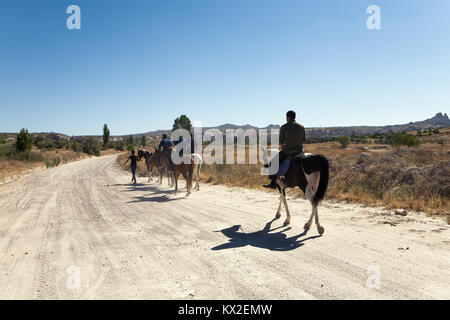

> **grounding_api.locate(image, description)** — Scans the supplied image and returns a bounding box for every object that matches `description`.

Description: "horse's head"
[137,149,146,160]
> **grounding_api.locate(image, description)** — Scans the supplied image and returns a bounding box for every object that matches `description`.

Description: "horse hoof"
[304,223,310,231]
[283,220,290,226]
[274,213,281,220]
[317,225,325,235]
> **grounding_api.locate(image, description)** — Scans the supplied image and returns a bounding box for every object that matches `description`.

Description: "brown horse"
[152,149,195,196]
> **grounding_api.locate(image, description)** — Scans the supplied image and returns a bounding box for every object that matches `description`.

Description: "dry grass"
[198,141,449,217]
[116,135,449,218]
[0,147,121,181]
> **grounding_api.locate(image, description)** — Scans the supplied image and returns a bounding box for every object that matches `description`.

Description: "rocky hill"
[137,112,450,139]
[2,113,448,141]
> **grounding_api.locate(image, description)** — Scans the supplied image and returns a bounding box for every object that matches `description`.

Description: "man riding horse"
[158,133,174,170]
[264,110,306,189]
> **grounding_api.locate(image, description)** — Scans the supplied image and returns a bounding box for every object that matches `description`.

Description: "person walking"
[124,150,140,184]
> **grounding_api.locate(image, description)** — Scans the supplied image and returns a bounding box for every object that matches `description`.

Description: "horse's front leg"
[159,168,163,185]
[280,188,291,226]
[174,173,179,194]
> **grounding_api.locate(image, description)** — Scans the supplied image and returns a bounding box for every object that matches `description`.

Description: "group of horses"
[137,147,330,235]
[137,148,203,196]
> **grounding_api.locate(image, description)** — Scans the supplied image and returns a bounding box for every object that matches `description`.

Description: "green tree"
[103,124,110,147]
[141,135,146,147]
[83,137,101,156]
[127,135,134,145]
[15,128,33,152]
[0,133,6,144]
[172,115,192,132]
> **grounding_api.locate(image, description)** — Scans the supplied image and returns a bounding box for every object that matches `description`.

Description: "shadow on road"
[212,219,321,251]
[124,185,173,194]
[127,194,178,203]
[107,183,147,187]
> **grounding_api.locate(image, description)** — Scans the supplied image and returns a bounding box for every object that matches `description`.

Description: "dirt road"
[0,155,448,299]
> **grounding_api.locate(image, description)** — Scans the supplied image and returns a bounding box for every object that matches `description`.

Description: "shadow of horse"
[126,194,178,203]
[212,220,321,251]
[124,185,173,194]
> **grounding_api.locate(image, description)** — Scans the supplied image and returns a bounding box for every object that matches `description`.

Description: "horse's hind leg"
[195,166,200,191]
[314,204,324,235]
[274,194,282,220]
[181,171,191,196]
[304,204,315,232]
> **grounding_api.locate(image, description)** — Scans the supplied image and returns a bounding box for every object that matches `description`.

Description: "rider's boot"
[263,176,277,189]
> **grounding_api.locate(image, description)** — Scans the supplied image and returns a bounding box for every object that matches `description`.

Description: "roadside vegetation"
[118,126,449,218]
[0,124,122,181]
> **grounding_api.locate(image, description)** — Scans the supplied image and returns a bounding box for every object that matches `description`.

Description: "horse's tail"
[313,155,329,204]
[187,156,194,190]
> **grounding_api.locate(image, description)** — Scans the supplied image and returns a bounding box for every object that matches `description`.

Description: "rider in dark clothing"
[124,150,140,184]
[264,110,306,189]
[159,134,173,152]
[159,133,174,171]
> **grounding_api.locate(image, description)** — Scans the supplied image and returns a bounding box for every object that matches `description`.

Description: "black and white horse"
[262,148,330,235]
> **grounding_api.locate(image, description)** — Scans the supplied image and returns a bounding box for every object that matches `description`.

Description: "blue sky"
[0,0,449,135]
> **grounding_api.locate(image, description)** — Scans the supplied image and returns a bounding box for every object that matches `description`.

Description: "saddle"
[277,151,304,177]
[277,151,308,193]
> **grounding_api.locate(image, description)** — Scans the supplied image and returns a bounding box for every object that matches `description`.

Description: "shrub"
[35,136,56,150]
[15,128,33,152]
[55,140,71,149]
[338,136,350,149]
[102,141,115,150]
[83,137,100,156]
[387,132,420,147]
[71,141,83,152]
[0,144,44,162]
[115,140,125,151]
[127,144,135,152]
[0,134,5,144]
[45,157,61,168]
[0,144,14,160]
